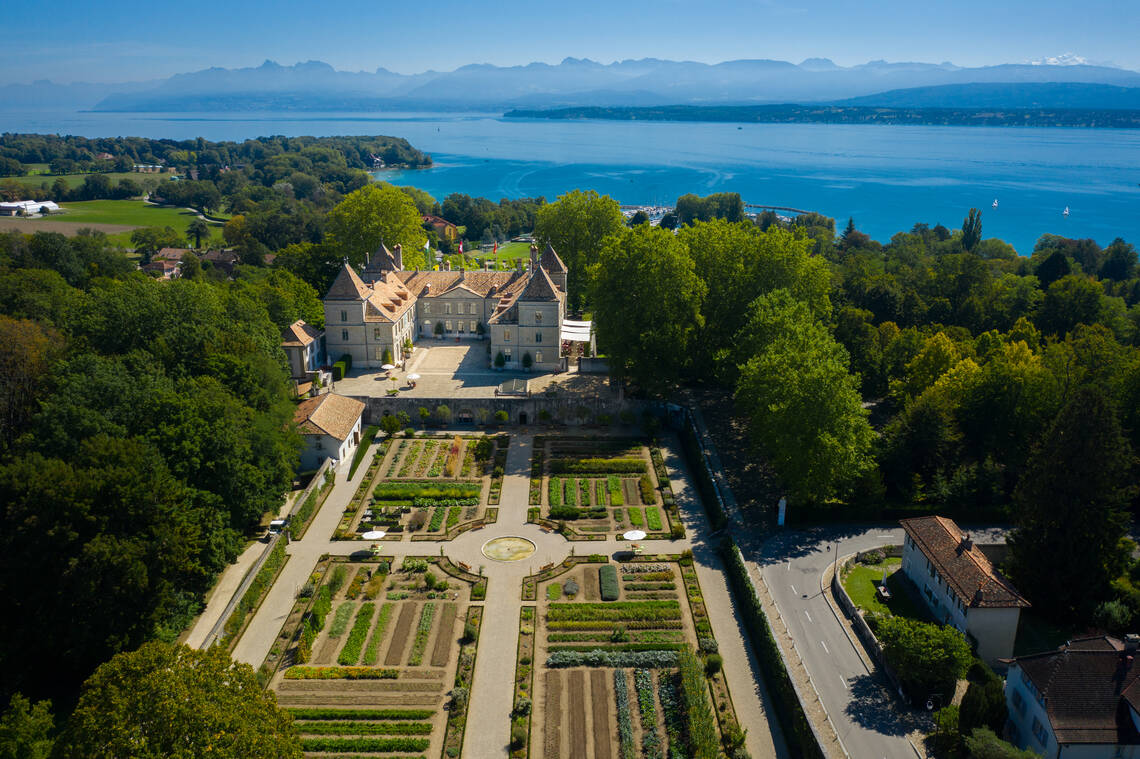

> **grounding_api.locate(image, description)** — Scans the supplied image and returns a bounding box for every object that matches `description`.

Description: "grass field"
[842,559,928,620]
[6,171,156,190]
[10,200,223,248]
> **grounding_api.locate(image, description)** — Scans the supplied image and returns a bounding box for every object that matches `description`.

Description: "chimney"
[959,533,973,553]
[516,259,524,273]
[393,244,403,270]
[530,244,539,272]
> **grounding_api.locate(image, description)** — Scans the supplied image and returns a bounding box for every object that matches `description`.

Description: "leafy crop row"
[547,619,684,631]
[428,507,447,531]
[328,602,355,637]
[373,481,481,500]
[646,506,663,531]
[361,603,394,665]
[299,737,429,752]
[284,666,400,680]
[599,565,620,601]
[546,649,679,668]
[547,600,680,622]
[550,458,647,474]
[286,707,433,721]
[614,669,635,759]
[407,602,436,666]
[635,669,663,759]
[337,602,376,665]
[608,475,625,506]
[294,720,433,735]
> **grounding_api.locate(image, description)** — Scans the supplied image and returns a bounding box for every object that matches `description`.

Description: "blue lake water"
[5,109,1140,253]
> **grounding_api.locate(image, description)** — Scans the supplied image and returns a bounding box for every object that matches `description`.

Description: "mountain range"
[5,57,1140,113]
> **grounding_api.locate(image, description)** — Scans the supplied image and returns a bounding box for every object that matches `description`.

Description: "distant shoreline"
[503,105,1140,129]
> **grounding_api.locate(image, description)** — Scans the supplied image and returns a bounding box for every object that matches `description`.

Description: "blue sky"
[2,0,1137,84]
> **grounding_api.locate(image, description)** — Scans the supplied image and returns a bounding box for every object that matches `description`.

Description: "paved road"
[758,525,1009,759]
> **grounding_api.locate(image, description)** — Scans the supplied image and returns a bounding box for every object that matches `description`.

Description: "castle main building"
[322,242,568,372]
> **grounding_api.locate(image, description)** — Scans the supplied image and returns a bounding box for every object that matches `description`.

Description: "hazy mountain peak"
[799,57,838,70]
[1031,52,1090,66]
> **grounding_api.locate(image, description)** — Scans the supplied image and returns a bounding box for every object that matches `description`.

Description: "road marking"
[804,610,812,623]
[790,584,797,595]
[820,640,830,654]
[786,561,791,571]
[838,674,848,690]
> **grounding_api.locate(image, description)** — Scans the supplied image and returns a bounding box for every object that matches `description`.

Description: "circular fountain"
[481,536,537,562]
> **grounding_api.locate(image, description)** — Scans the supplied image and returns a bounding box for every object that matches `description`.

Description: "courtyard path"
[204,430,786,758]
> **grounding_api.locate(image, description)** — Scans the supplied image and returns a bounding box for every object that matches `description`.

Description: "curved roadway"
[758,525,1007,759]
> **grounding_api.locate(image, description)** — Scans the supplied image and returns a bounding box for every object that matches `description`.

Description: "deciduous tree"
[52,642,300,759]
[326,184,426,268]
[534,189,624,310]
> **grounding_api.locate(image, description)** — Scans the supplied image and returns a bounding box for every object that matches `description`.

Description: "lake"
[5,109,1140,253]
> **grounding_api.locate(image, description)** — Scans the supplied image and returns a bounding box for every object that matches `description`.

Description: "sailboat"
[992,199,999,209]
[1063,206,1070,217]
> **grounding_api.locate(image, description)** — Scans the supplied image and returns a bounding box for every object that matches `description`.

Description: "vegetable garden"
[270,556,486,758]
[529,437,683,540]
[518,554,746,758]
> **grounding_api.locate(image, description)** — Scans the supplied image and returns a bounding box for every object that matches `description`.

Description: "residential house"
[281,320,326,380]
[1005,635,1140,758]
[900,516,1030,661]
[153,247,192,262]
[323,241,570,372]
[201,249,239,276]
[422,214,459,242]
[293,392,365,471]
[140,260,181,280]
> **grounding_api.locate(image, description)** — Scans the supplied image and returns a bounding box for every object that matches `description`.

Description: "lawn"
[843,559,929,621]
[6,171,159,190]
[28,199,224,248]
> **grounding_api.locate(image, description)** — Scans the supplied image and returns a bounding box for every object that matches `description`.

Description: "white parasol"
[407,373,421,380]
[362,530,386,540]
[623,530,647,541]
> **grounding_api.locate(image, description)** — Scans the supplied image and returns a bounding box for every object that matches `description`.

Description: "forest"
[0,229,324,715]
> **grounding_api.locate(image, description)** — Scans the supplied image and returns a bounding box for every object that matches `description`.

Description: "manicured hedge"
[549,505,606,520]
[599,565,620,601]
[332,360,346,381]
[720,538,822,759]
[221,536,287,643]
[373,481,481,500]
[547,600,680,622]
[549,458,647,474]
[639,474,656,504]
[679,414,728,530]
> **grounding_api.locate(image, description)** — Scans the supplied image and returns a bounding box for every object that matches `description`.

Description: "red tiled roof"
[293,393,364,441]
[901,516,1029,609]
[540,242,567,273]
[281,320,322,348]
[396,270,524,299]
[1015,635,1140,746]
[518,266,562,302]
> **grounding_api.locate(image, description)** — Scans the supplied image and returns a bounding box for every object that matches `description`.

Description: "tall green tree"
[534,189,624,310]
[734,290,874,504]
[1007,386,1135,618]
[52,642,301,759]
[0,694,54,759]
[961,208,983,253]
[587,225,705,394]
[873,616,971,700]
[186,218,211,250]
[326,184,426,269]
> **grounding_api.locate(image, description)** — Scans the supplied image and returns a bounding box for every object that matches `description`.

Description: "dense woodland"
[0,230,325,736]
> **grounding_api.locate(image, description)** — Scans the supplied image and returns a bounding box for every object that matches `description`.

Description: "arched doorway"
[518,412,528,425]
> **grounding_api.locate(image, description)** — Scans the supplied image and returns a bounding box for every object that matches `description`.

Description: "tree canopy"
[534,189,624,310]
[52,641,301,759]
[325,183,427,269]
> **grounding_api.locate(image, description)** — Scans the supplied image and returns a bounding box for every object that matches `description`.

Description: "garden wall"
[356,395,647,427]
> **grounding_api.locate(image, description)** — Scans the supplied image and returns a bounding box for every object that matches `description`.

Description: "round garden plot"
[482,536,537,562]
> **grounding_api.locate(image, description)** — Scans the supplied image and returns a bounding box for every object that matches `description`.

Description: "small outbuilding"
[293,392,365,472]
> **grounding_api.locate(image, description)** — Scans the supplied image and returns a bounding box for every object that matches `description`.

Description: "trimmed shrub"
[547,649,679,668]
[286,708,434,720]
[340,353,352,371]
[300,737,428,753]
[550,458,647,475]
[332,361,346,381]
[285,666,399,680]
[639,474,655,503]
[599,565,620,601]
